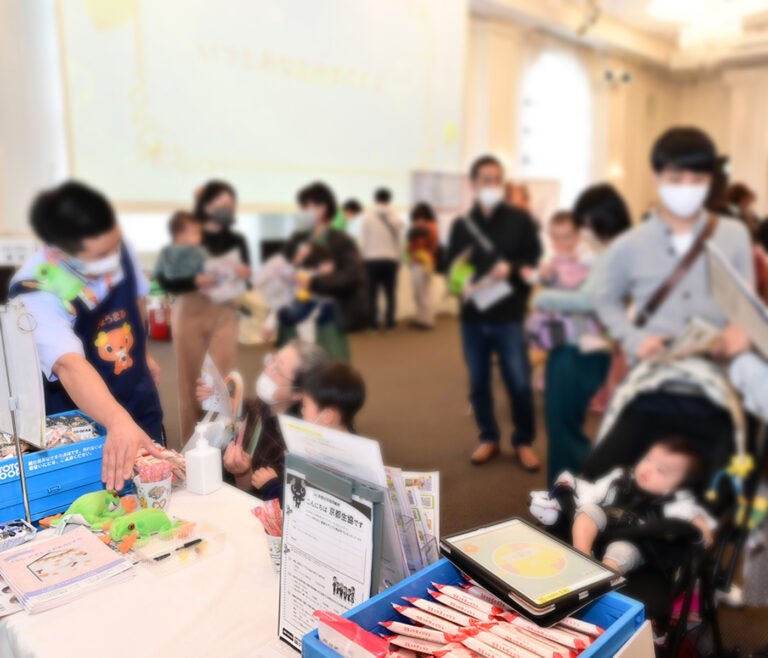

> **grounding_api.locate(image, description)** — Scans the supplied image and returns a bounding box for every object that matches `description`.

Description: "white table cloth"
[0,484,290,658]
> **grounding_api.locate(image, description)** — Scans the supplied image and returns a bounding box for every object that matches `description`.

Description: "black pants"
[582,391,735,482]
[365,259,398,329]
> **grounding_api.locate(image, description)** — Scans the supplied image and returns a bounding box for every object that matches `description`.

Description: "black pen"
[153,538,203,561]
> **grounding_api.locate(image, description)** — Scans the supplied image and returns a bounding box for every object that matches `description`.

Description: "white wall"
[0,0,67,235]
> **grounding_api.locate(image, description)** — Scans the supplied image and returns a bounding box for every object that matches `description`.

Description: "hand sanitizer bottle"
[186,424,222,495]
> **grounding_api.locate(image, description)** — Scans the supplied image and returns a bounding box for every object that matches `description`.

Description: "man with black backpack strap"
[448,155,543,469]
[360,187,405,331]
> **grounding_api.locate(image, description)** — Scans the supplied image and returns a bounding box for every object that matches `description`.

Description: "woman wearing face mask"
[529,184,631,484]
[162,180,252,445]
[197,340,329,500]
[279,181,368,360]
[585,127,754,479]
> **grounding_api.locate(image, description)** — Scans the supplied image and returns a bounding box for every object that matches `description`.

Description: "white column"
[0,0,68,236]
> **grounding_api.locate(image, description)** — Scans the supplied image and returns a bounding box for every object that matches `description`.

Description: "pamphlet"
[0,526,133,614]
[470,275,513,312]
[654,316,721,363]
[279,417,410,589]
[279,468,374,651]
[707,242,768,358]
[0,575,22,617]
[203,248,247,304]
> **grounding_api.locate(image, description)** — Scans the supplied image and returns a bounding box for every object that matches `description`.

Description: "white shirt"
[10,242,149,380]
[359,204,404,261]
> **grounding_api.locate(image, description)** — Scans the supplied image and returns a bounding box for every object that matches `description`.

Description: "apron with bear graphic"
[11,247,164,443]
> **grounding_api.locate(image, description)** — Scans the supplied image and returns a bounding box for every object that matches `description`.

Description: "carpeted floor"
[150,316,768,654]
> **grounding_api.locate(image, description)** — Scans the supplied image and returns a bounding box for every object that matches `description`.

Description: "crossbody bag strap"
[635,213,719,328]
[376,211,401,250]
[461,216,497,256]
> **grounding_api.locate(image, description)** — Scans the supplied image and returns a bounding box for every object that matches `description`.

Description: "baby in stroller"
[531,435,716,575]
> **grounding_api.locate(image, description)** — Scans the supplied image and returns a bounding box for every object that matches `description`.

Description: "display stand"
[0,303,45,524]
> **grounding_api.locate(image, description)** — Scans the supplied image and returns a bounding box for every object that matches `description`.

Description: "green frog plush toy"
[50,490,126,530]
[22,263,98,313]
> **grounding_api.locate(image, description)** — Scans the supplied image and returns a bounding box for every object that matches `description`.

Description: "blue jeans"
[460,321,535,446]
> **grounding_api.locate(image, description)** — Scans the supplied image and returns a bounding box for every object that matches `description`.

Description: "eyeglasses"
[263,353,291,382]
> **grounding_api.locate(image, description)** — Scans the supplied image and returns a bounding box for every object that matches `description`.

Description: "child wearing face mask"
[532,436,714,575]
[154,212,207,285]
[250,361,367,501]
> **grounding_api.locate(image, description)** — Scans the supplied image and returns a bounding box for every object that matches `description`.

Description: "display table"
[0,484,286,658]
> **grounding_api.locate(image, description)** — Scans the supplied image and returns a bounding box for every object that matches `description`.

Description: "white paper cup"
[265,534,282,573]
[134,474,173,511]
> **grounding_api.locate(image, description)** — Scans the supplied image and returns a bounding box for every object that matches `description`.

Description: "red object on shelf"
[148,304,172,341]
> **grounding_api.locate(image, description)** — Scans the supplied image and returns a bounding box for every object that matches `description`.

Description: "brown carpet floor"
[150,316,768,654]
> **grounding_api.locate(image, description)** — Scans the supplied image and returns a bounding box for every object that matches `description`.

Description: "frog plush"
[107,508,177,552]
[50,490,127,530]
[21,262,97,313]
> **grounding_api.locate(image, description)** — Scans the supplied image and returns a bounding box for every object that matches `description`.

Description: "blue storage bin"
[302,558,644,658]
[0,411,131,524]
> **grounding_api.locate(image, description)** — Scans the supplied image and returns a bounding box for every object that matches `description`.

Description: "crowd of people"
[8,123,768,620]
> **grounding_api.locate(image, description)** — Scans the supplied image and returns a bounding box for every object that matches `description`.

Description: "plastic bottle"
[185,424,223,495]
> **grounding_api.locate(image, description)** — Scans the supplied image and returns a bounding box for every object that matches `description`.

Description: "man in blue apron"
[9,181,164,489]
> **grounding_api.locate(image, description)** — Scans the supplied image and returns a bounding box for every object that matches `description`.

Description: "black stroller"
[539,390,768,657]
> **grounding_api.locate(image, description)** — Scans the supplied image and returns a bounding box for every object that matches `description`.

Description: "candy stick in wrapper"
[433,583,506,617]
[485,624,573,658]
[516,630,577,658]
[460,583,513,612]
[462,636,536,658]
[402,597,473,627]
[385,634,448,655]
[387,650,419,658]
[500,616,589,652]
[555,617,604,638]
[434,644,479,658]
[473,631,542,658]
[379,621,464,645]
[429,589,496,621]
[391,604,462,635]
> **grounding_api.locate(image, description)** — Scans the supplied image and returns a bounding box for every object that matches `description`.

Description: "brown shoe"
[470,443,500,465]
[515,445,541,472]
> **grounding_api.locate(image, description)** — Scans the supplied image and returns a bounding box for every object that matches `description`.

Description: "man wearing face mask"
[584,127,754,479]
[448,155,543,468]
[9,181,165,490]
[596,127,754,364]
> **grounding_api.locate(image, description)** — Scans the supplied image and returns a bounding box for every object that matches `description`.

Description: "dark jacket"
[448,202,542,323]
[284,227,368,332]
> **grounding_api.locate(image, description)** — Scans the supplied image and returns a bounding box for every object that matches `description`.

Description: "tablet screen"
[444,519,614,606]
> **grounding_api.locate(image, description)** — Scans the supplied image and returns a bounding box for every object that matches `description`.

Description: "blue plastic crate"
[302,558,644,658]
[0,411,131,524]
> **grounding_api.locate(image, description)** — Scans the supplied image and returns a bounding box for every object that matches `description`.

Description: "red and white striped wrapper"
[483,623,574,658]
[459,583,513,612]
[555,617,604,638]
[386,648,418,658]
[380,620,465,645]
[500,616,590,651]
[391,603,462,635]
[430,585,504,618]
[386,633,448,655]
[428,590,496,622]
[403,597,473,627]
[516,629,578,658]
[473,630,544,658]
[434,643,479,658]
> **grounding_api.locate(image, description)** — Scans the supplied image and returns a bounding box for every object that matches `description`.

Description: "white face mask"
[658,183,709,219]
[255,373,281,405]
[67,251,121,278]
[477,186,504,210]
